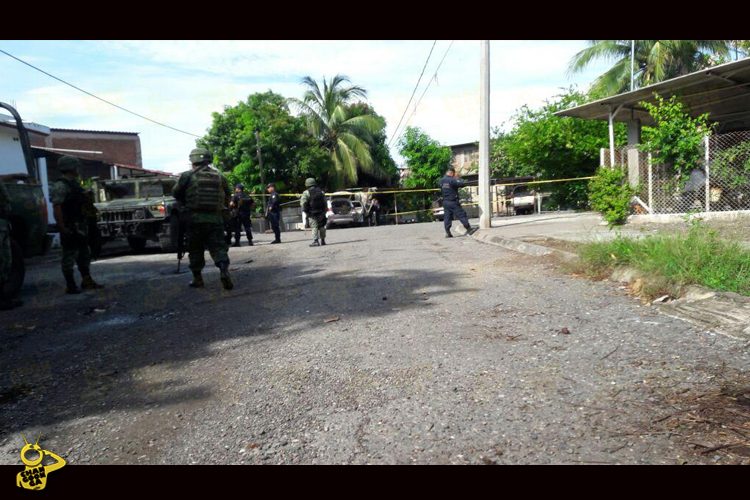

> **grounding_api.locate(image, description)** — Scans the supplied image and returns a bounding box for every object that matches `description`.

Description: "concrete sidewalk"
[452,211,655,260]
[458,211,750,342]
[482,211,650,243]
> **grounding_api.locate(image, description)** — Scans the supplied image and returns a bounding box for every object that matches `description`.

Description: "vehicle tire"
[127,236,147,253]
[3,238,25,297]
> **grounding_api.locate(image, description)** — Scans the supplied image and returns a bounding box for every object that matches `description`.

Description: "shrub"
[588,166,635,227]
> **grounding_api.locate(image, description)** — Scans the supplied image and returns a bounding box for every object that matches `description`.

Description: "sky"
[0,40,612,174]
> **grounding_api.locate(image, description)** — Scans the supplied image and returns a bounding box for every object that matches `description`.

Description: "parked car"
[94,176,178,252]
[325,196,365,229]
[512,185,536,215]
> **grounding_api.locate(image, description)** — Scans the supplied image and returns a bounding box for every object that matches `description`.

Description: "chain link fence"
[603,130,750,215]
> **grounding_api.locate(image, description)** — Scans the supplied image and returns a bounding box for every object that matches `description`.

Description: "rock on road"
[1,222,748,464]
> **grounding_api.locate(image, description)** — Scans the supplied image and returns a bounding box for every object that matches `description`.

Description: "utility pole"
[630,40,635,91]
[479,40,491,229]
[255,130,267,215]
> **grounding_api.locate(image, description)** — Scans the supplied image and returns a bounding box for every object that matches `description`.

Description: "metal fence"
[603,130,750,215]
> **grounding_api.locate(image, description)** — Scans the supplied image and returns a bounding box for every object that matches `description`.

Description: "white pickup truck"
[511,186,535,215]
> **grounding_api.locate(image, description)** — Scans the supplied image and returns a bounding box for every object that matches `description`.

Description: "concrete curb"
[468,228,579,262]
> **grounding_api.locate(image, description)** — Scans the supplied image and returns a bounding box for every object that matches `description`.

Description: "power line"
[387,40,437,147]
[396,40,455,144]
[0,48,202,138]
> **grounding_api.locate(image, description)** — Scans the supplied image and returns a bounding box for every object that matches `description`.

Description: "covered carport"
[555,57,750,165]
[555,57,750,215]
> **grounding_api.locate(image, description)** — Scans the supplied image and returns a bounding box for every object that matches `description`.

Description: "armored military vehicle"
[94,176,179,253]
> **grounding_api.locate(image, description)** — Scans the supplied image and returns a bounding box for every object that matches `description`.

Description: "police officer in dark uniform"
[229,183,255,247]
[439,167,478,238]
[265,183,282,244]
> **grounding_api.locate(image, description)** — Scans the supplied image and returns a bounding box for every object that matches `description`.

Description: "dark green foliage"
[640,94,713,184]
[588,166,635,226]
[398,127,453,189]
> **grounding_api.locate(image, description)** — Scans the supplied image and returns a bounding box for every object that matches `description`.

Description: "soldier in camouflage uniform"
[51,156,104,294]
[172,148,233,290]
[300,177,327,247]
[0,181,22,310]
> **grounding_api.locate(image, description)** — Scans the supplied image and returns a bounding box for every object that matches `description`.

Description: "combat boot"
[80,274,104,290]
[309,239,320,247]
[233,240,241,247]
[189,272,205,288]
[466,226,478,236]
[320,238,326,246]
[445,232,453,238]
[247,239,254,246]
[218,262,233,290]
[64,271,81,294]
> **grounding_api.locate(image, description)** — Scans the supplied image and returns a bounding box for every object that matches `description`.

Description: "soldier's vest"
[306,186,327,215]
[186,168,224,213]
[60,178,87,223]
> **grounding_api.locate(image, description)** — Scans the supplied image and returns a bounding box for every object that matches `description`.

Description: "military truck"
[1,102,50,297]
[94,176,179,253]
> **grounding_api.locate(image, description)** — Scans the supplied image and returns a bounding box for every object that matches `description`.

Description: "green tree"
[499,88,626,208]
[347,102,399,187]
[290,75,386,189]
[398,127,452,189]
[640,94,714,183]
[490,129,536,178]
[198,91,331,195]
[569,40,733,97]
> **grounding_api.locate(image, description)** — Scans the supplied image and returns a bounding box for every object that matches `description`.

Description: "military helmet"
[235,183,244,190]
[189,147,212,165]
[305,178,317,188]
[58,155,82,172]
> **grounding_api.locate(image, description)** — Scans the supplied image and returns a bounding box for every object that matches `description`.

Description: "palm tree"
[569,40,733,97]
[290,75,385,188]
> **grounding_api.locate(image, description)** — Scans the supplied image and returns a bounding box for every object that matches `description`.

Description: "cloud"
[4,40,611,173]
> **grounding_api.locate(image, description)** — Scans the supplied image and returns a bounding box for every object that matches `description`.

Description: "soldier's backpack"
[305,186,327,215]
[186,167,224,212]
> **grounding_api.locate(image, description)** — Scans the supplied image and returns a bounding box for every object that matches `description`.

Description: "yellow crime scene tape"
[243,176,593,198]
[242,176,592,218]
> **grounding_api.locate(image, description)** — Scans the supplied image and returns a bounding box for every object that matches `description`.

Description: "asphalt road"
[1,222,748,464]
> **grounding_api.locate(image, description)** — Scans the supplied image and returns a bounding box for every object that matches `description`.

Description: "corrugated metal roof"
[555,57,750,132]
[50,128,139,135]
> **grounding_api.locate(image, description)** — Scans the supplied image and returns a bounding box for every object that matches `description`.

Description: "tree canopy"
[289,75,393,189]
[569,40,734,97]
[198,84,396,194]
[491,88,626,208]
[398,127,452,189]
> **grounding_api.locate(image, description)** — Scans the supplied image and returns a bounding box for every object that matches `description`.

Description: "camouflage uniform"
[50,178,93,277]
[172,156,232,289]
[51,156,103,294]
[300,178,327,246]
[0,182,11,286]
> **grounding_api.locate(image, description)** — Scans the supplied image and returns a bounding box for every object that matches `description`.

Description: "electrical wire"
[0,48,202,138]
[387,40,437,147]
[394,40,455,146]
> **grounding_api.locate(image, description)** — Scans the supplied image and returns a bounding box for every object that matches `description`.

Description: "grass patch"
[575,223,750,297]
